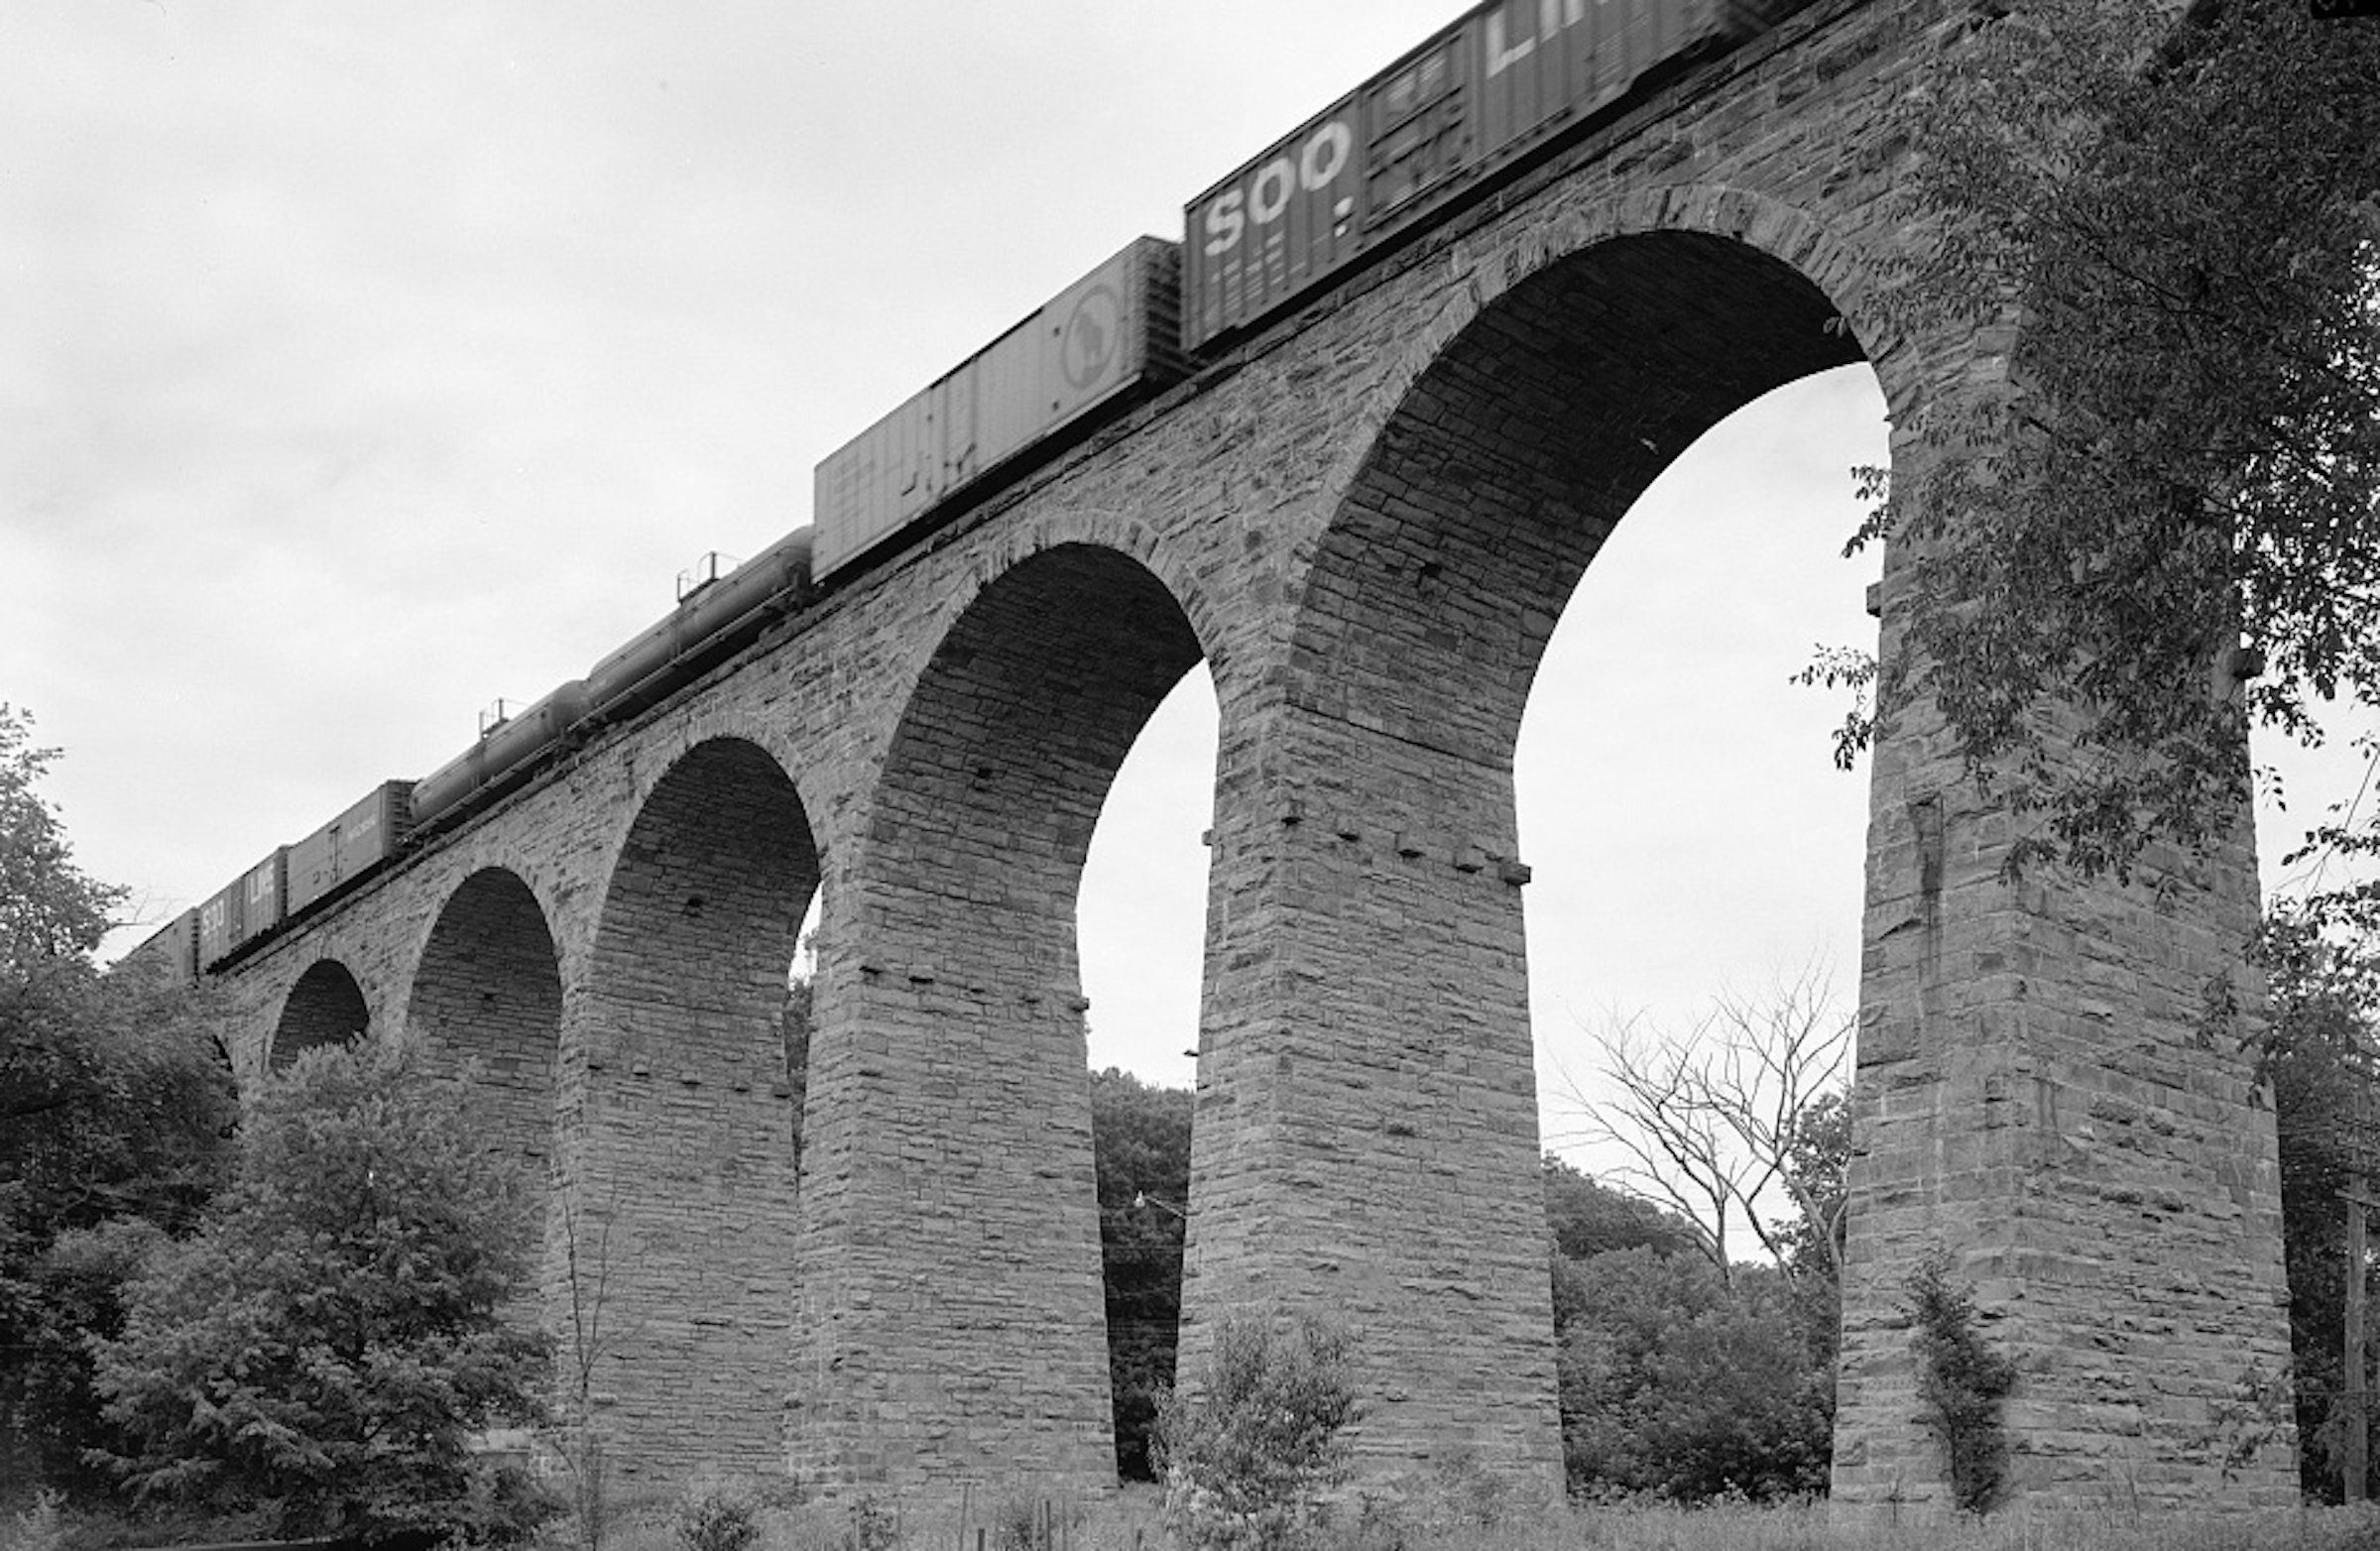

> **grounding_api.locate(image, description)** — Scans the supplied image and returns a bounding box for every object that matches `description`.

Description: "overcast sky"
[5,2,2361,1163]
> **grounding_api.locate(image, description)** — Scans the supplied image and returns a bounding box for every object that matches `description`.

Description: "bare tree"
[554,1188,625,1551]
[1555,964,1851,1284]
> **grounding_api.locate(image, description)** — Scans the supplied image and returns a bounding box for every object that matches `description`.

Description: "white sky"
[5,1,2365,1172]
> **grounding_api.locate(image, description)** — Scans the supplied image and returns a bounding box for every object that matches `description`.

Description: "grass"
[568,1489,2380,1551]
[11,1484,2377,1551]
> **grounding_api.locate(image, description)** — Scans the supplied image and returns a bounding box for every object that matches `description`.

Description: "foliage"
[0,1491,64,1551]
[1559,968,1850,1281]
[1153,1312,1359,1551]
[0,706,121,970]
[1906,1249,2017,1517]
[781,965,812,1166]
[1778,1093,1849,1284]
[1849,0,2380,896]
[1544,1154,1701,1263]
[1553,1247,1834,1502]
[668,1479,760,1551]
[1323,1452,1517,1551]
[0,705,240,1492]
[838,1495,899,1551]
[2256,908,2379,1500]
[87,1033,554,1545]
[1090,1065,1192,1480]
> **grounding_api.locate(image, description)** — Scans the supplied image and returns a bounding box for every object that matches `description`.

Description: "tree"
[1090,1066,1192,1480]
[1552,1246,1834,1501]
[1153,1313,1358,1551]
[1557,968,1851,1282]
[88,1034,552,1545]
[0,705,119,970]
[1846,0,2380,898]
[0,705,239,1494]
[2258,907,2380,1499]
[1542,1153,1700,1263]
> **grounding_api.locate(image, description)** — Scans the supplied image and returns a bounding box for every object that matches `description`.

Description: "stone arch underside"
[1182,228,1864,1491]
[271,957,372,1070]
[789,542,1204,1497]
[406,867,562,1264]
[573,738,818,1485]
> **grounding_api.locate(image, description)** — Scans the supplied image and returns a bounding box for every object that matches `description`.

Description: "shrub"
[1555,1248,1834,1501]
[86,1034,554,1545]
[669,1479,760,1551]
[1907,1247,2017,1516]
[1153,1313,1359,1551]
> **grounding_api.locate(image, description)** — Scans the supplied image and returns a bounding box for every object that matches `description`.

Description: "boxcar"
[812,237,1185,582]
[1182,0,1797,351]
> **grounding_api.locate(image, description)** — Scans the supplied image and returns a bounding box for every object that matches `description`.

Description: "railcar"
[812,238,1184,583]
[1183,0,1809,350]
[174,0,1813,980]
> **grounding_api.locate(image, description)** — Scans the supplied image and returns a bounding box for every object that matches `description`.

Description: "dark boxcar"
[128,907,200,987]
[289,780,413,915]
[236,848,288,952]
[197,879,243,970]
[1183,0,1772,352]
[1180,88,1367,356]
[813,237,1184,582]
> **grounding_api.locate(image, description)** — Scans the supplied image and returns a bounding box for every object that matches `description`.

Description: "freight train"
[143,0,1813,981]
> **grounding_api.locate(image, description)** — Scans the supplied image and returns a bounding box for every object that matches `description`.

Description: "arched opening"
[575,737,817,1485]
[407,867,563,1204]
[1516,364,1884,1112]
[1078,663,1216,1480]
[271,958,370,1070]
[802,541,1206,1492]
[1190,225,1875,1485]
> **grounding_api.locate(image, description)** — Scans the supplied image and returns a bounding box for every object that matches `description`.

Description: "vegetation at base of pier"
[2260,910,2380,1501]
[1150,1314,1360,1551]
[66,1486,2351,1551]
[86,1033,554,1545]
[1902,1252,2015,1518]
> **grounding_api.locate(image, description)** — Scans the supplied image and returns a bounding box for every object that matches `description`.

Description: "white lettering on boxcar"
[1488,0,1591,75]
[1201,119,1357,256]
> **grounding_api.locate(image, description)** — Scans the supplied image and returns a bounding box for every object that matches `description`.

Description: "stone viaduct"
[208,0,2298,1517]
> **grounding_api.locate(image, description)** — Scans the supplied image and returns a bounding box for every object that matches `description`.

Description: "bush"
[669,1479,760,1551]
[1907,1248,2017,1516]
[1153,1313,1359,1551]
[1555,1248,1834,1501]
[86,1034,555,1545]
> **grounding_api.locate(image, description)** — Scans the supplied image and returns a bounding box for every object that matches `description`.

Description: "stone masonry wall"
[564,738,814,1485]
[212,0,2296,1513]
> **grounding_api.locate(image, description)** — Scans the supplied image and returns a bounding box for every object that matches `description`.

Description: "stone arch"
[406,867,563,1182]
[1295,220,1867,769]
[790,540,1207,1495]
[1179,212,1877,1487]
[906,510,1232,703]
[872,541,1206,972]
[271,957,371,1070]
[569,736,818,1485]
[1327,184,1914,499]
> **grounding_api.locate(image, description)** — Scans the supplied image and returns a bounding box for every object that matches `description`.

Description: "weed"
[1905,1248,2017,1516]
[0,1491,65,1551]
[669,1479,760,1551]
[1154,1312,1360,1551]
